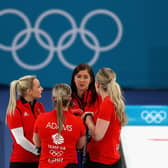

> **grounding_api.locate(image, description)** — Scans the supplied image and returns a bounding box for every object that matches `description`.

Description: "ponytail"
[6,80,19,121]
[52,83,71,135]
[56,96,64,134]
[109,82,127,125]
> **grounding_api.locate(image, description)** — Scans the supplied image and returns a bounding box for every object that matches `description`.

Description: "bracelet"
[83,113,93,127]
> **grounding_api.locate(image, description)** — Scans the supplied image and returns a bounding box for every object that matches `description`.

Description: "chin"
[80,87,87,91]
[38,95,42,98]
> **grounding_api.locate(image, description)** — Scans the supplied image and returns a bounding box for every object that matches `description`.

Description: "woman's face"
[30,78,43,99]
[74,70,91,93]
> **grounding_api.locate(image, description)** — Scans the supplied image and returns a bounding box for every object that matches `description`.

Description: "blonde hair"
[96,68,127,125]
[52,84,71,134]
[6,75,36,118]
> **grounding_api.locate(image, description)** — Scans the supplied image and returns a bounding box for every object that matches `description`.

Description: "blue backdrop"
[0,0,168,88]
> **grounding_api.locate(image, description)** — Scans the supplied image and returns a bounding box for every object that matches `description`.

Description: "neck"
[77,90,85,98]
[24,96,34,103]
[100,90,109,100]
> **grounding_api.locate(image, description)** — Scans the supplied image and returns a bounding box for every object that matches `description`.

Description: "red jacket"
[70,91,101,116]
[7,97,45,162]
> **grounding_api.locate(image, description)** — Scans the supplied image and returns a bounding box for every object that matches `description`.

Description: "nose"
[80,77,85,82]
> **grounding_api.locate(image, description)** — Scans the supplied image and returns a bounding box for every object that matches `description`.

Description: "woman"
[70,63,101,168]
[83,68,127,168]
[33,84,86,168]
[70,63,100,116]
[6,75,45,168]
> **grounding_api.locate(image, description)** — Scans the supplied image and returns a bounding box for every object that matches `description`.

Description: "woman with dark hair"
[70,63,101,168]
[70,63,100,116]
[33,84,86,168]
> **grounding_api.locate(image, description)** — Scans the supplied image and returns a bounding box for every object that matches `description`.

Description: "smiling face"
[74,70,91,94]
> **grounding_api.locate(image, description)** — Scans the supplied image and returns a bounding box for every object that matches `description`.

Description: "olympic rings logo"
[49,150,63,157]
[141,110,167,124]
[0,8,123,70]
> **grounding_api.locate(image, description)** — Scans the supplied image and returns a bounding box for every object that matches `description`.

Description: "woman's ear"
[96,82,100,88]
[27,88,32,96]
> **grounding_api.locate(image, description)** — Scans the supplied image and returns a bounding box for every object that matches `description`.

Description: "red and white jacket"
[7,97,45,162]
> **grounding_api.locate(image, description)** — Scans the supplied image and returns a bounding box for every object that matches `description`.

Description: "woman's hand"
[81,112,94,121]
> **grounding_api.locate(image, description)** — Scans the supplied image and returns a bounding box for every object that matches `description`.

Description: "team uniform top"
[7,97,45,162]
[70,90,101,116]
[87,96,121,165]
[34,109,85,168]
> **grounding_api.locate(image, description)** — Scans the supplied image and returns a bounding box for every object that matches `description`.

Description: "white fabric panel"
[11,127,39,155]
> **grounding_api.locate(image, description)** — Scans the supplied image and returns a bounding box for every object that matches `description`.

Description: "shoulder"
[15,98,24,109]
[37,110,55,119]
[36,101,45,109]
[7,99,24,117]
[66,111,83,122]
[66,110,78,118]
[36,101,44,106]
[102,96,114,108]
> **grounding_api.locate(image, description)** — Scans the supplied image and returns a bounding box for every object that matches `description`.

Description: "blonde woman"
[6,75,45,168]
[82,68,127,168]
[33,84,86,168]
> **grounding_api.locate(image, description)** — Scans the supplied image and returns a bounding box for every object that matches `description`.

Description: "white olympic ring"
[0,9,31,51]
[141,110,167,124]
[0,8,123,70]
[12,28,55,70]
[49,150,63,157]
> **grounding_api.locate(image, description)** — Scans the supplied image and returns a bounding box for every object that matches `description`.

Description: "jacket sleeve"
[11,127,40,155]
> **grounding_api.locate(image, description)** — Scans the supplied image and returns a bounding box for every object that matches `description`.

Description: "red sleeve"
[7,109,23,129]
[98,98,115,121]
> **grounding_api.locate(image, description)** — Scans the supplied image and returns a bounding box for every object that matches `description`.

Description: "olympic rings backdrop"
[0,0,168,88]
[126,105,168,125]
